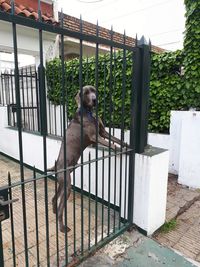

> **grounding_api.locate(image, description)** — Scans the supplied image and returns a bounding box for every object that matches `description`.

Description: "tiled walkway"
[154,174,200,264]
[0,154,120,266]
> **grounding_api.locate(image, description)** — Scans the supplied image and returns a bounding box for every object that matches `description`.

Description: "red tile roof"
[62,14,165,53]
[0,0,58,25]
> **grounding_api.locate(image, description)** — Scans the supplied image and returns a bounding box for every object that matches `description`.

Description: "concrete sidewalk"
[79,229,199,267]
[79,174,200,267]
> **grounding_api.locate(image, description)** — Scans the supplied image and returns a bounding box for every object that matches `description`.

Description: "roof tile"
[61,13,165,53]
[0,0,58,25]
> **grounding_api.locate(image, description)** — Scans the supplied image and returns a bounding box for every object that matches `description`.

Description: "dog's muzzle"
[92,98,96,106]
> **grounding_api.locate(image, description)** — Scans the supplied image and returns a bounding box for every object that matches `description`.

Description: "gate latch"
[0,189,19,222]
[0,198,19,206]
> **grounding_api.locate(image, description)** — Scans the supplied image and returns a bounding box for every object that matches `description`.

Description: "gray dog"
[50,85,128,233]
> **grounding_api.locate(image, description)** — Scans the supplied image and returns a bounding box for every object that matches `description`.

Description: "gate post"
[135,36,151,154]
[128,36,151,223]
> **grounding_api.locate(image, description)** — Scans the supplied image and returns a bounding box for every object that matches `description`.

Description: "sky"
[57,0,186,51]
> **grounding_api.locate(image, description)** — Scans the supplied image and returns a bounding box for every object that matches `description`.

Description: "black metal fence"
[1,66,40,131]
[0,66,67,137]
[0,2,151,267]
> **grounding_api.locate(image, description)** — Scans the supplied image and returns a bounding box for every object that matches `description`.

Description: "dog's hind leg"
[52,181,63,214]
[58,172,72,233]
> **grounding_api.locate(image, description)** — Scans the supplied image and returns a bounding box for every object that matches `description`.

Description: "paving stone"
[196,254,200,262]
[0,154,121,266]
[155,175,200,264]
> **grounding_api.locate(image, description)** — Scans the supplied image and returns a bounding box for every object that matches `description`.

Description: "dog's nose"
[93,98,96,106]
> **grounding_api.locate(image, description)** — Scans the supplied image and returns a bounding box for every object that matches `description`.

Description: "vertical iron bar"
[61,10,68,265]
[79,15,84,255]
[1,72,6,106]
[55,162,59,267]
[2,73,5,104]
[119,32,127,228]
[54,104,57,136]
[103,59,106,125]
[101,148,105,240]
[65,68,69,127]
[48,99,51,134]
[6,72,11,104]
[8,173,16,267]
[0,74,2,105]
[11,1,29,264]
[70,63,74,125]
[107,27,113,236]
[21,68,26,129]
[30,66,35,131]
[38,1,50,265]
[49,64,55,135]
[0,223,4,267]
[95,21,99,246]
[112,51,116,137]
[86,57,89,84]
[88,152,91,250]
[25,67,30,130]
[124,146,128,221]
[60,104,63,137]
[35,70,40,132]
[113,146,117,232]
[33,168,40,266]
[73,166,76,255]
[10,70,15,126]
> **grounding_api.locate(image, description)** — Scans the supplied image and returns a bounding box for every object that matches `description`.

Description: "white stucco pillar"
[133,146,169,235]
[175,111,200,188]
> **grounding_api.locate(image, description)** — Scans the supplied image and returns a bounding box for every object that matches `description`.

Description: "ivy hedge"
[46,0,200,133]
[46,52,133,130]
[46,50,185,133]
[183,0,200,107]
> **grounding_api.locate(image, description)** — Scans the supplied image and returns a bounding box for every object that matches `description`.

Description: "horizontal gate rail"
[0,11,136,52]
[0,148,133,192]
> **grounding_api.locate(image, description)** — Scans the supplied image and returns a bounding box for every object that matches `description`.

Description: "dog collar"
[78,108,96,123]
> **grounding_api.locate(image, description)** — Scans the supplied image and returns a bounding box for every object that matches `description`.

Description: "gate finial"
[138,35,148,46]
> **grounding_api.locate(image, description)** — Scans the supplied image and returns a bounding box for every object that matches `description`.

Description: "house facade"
[0,0,58,70]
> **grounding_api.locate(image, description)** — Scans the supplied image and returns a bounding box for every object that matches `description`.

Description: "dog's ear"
[75,91,80,108]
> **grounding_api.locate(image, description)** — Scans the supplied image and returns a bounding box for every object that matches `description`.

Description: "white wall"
[177,111,200,188]
[149,111,200,189]
[148,133,170,150]
[169,111,185,175]
[0,106,170,233]
[0,107,61,170]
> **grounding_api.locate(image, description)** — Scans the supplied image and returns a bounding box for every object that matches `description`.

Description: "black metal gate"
[1,66,40,131]
[0,2,151,266]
